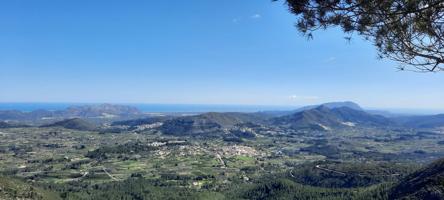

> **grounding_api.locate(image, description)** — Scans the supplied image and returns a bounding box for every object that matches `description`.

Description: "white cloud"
[233,14,261,23]
[250,14,261,19]
[289,95,320,101]
[325,57,336,63]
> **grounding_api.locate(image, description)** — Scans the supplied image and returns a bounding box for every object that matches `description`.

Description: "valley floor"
[0,125,443,199]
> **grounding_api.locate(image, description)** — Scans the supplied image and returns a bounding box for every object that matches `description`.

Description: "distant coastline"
[0,102,299,113]
[0,102,443,115]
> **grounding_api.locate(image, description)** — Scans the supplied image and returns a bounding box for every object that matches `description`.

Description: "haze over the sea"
[1,102,443,115]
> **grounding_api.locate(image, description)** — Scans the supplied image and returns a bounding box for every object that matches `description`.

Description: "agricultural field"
[1,121,443,199]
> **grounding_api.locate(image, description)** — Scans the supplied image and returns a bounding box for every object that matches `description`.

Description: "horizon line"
[0,101,444,114]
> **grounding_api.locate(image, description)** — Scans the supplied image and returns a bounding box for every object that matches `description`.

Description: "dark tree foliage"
[39,176,391,200]
[277,0,444,72]
[287,161,416,188]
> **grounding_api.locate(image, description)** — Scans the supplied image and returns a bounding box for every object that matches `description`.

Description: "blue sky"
[0,0,443,110]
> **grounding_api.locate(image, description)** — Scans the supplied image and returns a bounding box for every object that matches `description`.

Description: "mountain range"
[1,102,444,132]
[156,104,394,135]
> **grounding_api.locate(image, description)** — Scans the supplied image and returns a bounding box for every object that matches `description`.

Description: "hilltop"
[271,105,392,131]
[159,112,265,135]
[41,118,98,131]
[295,101,364,112]
[259,101,364,117]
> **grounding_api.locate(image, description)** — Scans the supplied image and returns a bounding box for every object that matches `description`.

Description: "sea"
[0,103,298,113]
